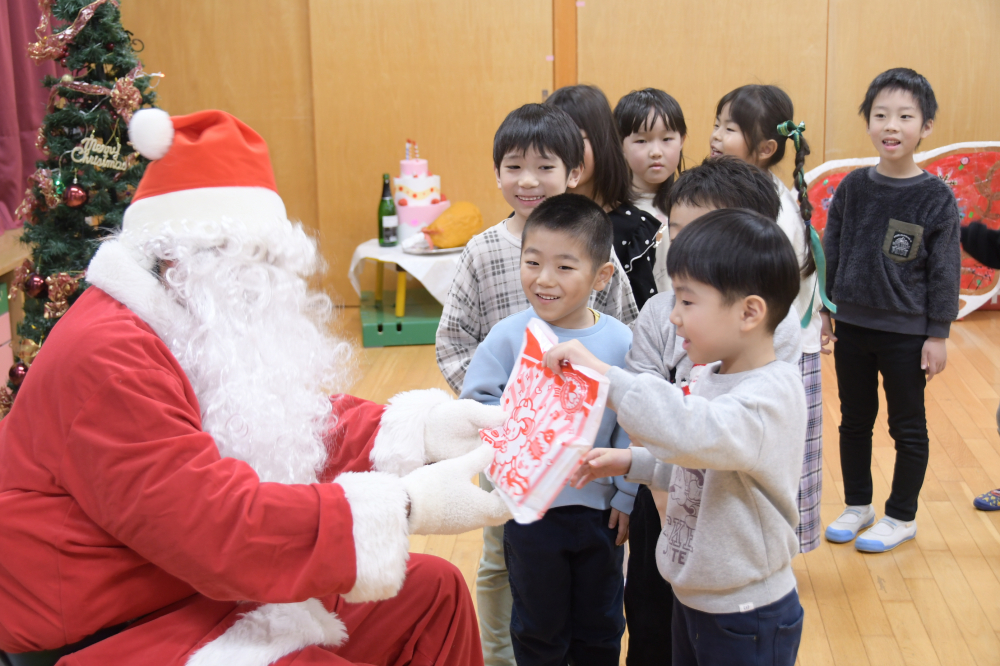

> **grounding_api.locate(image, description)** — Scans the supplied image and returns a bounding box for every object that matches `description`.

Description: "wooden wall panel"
[309,0,552,304]
[577,0,829,187]
[553,0,578,89]
[118,1,319,232]
[825,0,1000,162]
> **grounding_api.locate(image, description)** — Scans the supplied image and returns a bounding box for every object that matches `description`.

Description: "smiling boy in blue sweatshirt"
[461,193,636,666]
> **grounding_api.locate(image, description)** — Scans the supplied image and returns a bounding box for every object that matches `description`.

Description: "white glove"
[402,445,512,535]
[424,398,505,464]
[373,389,505,476]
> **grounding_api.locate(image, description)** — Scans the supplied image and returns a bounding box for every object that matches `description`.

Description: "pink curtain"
[0,1,56,231]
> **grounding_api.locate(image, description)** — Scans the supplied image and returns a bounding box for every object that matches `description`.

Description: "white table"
[348,239,461,315]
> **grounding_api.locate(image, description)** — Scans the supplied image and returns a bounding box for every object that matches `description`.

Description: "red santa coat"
[0,276,428,663]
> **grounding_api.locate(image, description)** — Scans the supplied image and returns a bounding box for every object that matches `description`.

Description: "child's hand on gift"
[571,448,632,488]
[543,340,610,378]
[609,509,629,546]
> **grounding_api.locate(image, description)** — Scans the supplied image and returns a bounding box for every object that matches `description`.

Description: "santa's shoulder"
[36,287,183,391]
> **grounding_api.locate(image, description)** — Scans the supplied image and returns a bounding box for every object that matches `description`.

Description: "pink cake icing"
[399,201,451,233]
[399,159,428,178]
[393,143,450,240]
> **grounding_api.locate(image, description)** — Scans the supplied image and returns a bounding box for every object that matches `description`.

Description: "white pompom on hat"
[128,108,174,160]
[123,109,287,245]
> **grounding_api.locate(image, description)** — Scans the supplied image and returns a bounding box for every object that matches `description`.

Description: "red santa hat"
[123,108,287,243]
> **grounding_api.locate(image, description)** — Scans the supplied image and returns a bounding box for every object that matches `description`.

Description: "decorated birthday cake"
[393,140,451,241]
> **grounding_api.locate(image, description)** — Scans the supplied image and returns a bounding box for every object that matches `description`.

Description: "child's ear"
[920,118,935,139]
[739,295,769,332]
[757,139,778,163]
[592,261,615,292]
[566,165,583,189]
[495,167,502,189]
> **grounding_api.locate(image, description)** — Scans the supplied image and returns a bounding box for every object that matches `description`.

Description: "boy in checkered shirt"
[435,103,638,396]
[435,103,638,666]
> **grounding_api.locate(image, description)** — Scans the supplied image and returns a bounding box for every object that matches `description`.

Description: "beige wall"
[578,0,829,186]
[308,0,552,301]
[119,0,319,233]
[825,0,1000,161]
[119,1,1000,306]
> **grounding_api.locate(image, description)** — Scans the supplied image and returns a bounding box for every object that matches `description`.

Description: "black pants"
[672,589,803,666]
[834,321,928,522]
[624,485,673,665]
[504,506,625,666]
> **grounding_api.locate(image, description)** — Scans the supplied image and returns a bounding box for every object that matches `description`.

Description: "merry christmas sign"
[481,319,609,524]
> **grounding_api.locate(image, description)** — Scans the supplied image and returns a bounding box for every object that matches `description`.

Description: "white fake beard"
[141,218,354,484]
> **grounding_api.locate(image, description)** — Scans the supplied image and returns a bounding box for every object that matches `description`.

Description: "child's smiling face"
[496,146,581,229]
[520,227,612,330]
[710,103,752,162]
[866,88,933,163]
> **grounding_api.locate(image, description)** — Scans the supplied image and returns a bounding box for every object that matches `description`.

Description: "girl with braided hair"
[710,84,832,553]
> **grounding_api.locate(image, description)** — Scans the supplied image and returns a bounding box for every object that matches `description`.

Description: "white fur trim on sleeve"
[371,388,453,476]
[186,599,346,666]
[335,471,411,603]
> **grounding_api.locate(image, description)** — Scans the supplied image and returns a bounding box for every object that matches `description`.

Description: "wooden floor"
[335,306,1000,666]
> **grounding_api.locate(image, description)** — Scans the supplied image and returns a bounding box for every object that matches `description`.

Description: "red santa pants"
[61,554,482,666]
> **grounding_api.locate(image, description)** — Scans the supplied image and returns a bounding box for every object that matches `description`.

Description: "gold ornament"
[14,191,35,226]
[9,260,34,300]
[71,133,128,171]
[17,339,41,367]
[0,388,12,418]
[42,272,83,320]
[110,66,144,122]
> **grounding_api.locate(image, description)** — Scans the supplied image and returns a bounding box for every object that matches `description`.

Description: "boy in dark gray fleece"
[544,209,807,666]
[821,69,960,552]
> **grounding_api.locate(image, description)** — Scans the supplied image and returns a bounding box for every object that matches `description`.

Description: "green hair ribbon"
[802,226,837,327]
[777,120,806,153]
[775,120,837,324]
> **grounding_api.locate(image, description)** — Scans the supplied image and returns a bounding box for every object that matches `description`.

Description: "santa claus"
[0,109,511,666]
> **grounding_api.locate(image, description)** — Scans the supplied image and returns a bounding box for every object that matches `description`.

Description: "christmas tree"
[5,0,160,413]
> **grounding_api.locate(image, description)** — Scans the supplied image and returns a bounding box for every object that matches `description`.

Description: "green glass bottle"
[378,174,398,247]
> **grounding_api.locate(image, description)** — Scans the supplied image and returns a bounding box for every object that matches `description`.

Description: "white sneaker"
[855,516,916,552]
[824,505,876,543]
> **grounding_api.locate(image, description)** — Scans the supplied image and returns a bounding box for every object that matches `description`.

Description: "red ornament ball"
[60,58,67,67]
[65,185,88,208]
[25,274,47,300]
[106,43,115,51]
[8,362,28,388]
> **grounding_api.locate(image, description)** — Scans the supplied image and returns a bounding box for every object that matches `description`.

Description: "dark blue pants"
[504,505,625,666]
[624,485,673,665]
[672,589,803,666]
[834,321,929,521]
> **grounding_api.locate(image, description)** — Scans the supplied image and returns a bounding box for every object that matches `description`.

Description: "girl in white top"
[710,84,831,553]
[614,88,687,293]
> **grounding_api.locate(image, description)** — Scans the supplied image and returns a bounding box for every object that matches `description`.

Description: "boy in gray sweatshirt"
[544,208,807,666]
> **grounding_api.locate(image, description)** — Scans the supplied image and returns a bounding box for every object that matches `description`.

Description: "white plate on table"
[400,235,465,255]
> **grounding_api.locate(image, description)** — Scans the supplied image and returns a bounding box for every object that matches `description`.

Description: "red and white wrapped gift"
[481,318,610,524]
